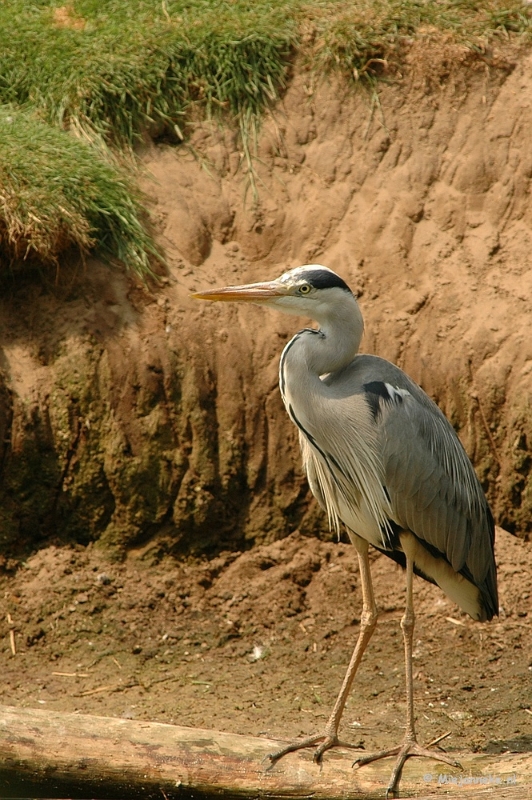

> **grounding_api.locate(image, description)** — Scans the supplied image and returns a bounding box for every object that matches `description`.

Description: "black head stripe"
[303,269,352,293]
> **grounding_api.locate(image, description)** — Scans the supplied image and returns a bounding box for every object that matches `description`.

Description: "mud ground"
[1,527,530,768]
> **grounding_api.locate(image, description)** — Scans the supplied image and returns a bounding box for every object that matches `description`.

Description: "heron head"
[192,265,355,318]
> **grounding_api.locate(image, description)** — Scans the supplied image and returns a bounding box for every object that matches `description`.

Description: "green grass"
[2,0,529,147]
[304,0,532,78]
[0,0,530,275]
[0,105,156,272]
[0,0,296,147]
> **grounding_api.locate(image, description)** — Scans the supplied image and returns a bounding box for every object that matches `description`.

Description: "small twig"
[79,684,116,697]
[445,616,466,627]
[52,672,90,678]
[77,680,138,697]
[426,730,452,748]
[6,613,16,656]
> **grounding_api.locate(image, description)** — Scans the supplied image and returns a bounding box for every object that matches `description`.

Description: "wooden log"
[0,704,529,799]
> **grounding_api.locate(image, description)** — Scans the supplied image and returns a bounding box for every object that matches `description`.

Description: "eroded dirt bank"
[0,44,531,780]
[1,48,532,558]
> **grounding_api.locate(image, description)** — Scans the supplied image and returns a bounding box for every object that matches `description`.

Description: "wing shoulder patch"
[363,381,411,421]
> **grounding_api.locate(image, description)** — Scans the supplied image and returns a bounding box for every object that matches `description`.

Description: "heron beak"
[192,280,289,303]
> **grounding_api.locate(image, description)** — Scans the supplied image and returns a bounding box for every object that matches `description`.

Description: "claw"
[353,738,462,797]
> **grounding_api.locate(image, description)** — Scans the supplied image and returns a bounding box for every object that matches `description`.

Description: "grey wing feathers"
[379,381,497,616]
[326,355,497,617]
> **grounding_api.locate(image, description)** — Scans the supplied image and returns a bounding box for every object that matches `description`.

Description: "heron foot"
[268,731,362,765]
[352,738,461,798]
[268,732,337,765]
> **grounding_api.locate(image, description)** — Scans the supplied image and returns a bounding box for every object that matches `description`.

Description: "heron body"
[194,265,498,796]
[279,313,497,623]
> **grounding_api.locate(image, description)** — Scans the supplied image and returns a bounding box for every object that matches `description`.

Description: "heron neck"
[308,300,364,376]
[281,300,364,391]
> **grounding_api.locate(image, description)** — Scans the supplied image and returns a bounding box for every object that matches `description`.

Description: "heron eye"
[299,283,312,295]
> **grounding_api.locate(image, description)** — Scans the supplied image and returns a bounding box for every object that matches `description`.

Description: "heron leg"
[269,534,377,764]
[353,547,460,797]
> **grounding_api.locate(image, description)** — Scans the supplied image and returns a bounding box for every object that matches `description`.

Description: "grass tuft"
[0,106,157,274]
[0,0,296,148]
[303,0,532,81]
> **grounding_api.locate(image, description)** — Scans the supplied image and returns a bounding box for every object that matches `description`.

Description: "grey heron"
[193,265,498,797]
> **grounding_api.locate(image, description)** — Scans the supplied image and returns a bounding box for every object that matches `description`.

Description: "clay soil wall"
[0,46,531,558]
